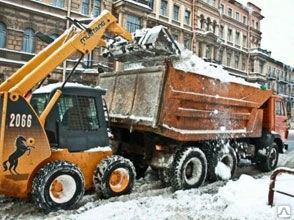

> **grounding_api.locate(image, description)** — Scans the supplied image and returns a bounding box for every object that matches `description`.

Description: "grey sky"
[241,0,294,66]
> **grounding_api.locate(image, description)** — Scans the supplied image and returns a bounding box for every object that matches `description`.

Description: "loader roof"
[33,82,105,94]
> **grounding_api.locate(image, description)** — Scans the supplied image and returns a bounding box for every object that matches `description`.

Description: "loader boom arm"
[0,10,133,96]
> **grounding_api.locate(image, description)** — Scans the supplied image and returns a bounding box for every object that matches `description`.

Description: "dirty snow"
[1,145,294,219]
[174,49,260,88]
[215,161,232,180]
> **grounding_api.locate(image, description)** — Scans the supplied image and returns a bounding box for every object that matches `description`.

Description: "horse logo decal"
[2,135,35,175]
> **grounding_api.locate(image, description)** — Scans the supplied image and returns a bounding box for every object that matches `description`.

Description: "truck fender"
[271,133,286,153]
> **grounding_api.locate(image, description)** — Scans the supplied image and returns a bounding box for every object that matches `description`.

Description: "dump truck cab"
[31,83,109,151]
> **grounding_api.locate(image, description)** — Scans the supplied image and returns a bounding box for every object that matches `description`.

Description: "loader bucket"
[103,26,181,63]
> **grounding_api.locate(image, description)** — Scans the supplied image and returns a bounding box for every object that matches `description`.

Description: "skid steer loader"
[0,10,137,212]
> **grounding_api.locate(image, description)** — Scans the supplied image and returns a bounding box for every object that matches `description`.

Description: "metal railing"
[268,168,294,206]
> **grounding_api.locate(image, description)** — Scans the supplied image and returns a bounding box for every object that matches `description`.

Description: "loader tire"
[31,161,85,212]
[207,146,237,182]
[93,155,136,199]
[256,142,279,172]
[170,147,207,191]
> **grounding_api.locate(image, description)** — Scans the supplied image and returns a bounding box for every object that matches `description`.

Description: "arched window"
[93,0,101,17]
[22,28,35,53]
[0,22,6,48]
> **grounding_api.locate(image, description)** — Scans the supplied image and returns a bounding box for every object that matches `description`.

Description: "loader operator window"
[276,101,285,116]
[30,94,49,115]
[59,95,100,130]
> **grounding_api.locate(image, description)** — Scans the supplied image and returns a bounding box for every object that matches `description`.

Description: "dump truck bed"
[99,61,273,141]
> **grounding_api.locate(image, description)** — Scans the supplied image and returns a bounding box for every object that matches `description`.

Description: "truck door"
[275,99,289,142]
[58,94,109,151]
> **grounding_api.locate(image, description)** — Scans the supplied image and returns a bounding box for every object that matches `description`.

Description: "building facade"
[0,0,293,114]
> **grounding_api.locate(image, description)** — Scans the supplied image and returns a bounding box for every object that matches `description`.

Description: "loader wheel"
[93,155,136,199]
[31,161,85,212]
[256,142,279,172]
[170,147,207,191]
[207,146,237,182]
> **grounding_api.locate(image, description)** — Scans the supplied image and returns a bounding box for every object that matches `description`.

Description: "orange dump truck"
[98,60,289,190]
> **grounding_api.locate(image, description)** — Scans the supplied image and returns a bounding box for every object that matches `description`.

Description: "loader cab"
[31,83,109,152]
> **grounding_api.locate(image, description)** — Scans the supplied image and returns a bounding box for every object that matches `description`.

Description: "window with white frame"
[185,10,191,25]
[228,8,232,17]
[236,12,239,21]
[81,0,90,15]
[235,31,240,45]
[127,15,141,33]
[227,28,232,42]
[93,0,101,17]
[148,0,154,9]
[53,0,64,8]
[161,0,168,16]
[173,5,179,21]
[22,28,34,53]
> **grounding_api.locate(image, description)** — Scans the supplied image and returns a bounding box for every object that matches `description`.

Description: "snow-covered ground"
[1,145,294,220]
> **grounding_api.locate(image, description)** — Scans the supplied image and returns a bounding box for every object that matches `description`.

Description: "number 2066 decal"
[9,113,32,128]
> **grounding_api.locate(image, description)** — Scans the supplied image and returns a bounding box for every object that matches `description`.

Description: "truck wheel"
[207,146,237,182]
[93,155,136,199]
[31,161,85,212]
[158,168,171,187]
[170,147,207,191]
[256,143,279,172]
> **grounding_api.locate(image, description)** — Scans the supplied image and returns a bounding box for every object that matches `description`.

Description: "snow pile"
[42,172,294,220]
[174,49,260,88]
[215,161,231,180]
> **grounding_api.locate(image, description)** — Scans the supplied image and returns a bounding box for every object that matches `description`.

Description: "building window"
[256,22,259,30]
[212,0,216,7]
[235,31,240,45]
[184,39,190,49]
[126,15,140,33]
[173,34,178,41]
[234,54,239,68]
[81,0,90,15]
[218,49,223,64]
[228,8,232,17]
[206,45,211,59]
[235,12,239,21]
[242,35,247,47]
[148,0,154,9]
[185,10,191,25]
[258,61,264,74]
[220,4,224,14]
[22,28,35,53]
[243,16,247,25]
[53,0,64,8]
[173,5,179,21]
[227,51,232,66]
[93,0,101,17]
[242,57,246,71]
[0,22,6,48]
[227,28,232,42]
[219,25,224,39]
[250,59,254,72]
[161,0,168,16]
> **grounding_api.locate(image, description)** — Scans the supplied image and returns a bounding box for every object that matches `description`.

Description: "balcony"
[267,73,277,80]
[247,72,267,83]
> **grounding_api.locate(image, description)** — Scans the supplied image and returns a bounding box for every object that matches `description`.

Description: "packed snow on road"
[1,145,294,220]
